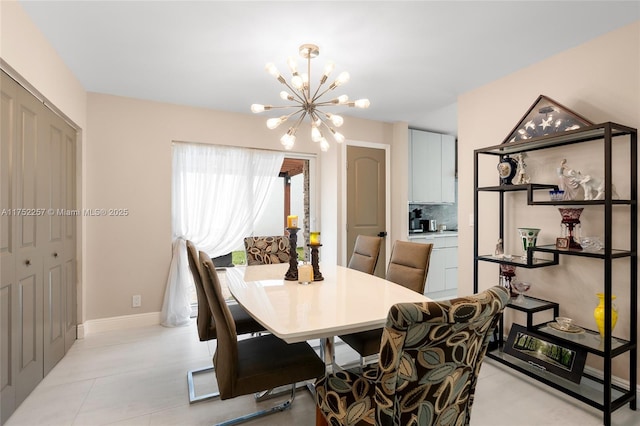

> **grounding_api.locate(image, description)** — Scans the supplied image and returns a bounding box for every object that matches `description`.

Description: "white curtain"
[161,143,285,327]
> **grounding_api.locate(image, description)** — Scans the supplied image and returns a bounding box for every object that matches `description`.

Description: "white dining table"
[224,263,430,370]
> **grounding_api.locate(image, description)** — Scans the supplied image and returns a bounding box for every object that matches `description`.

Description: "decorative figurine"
[513,153,530,185]
[557,159,619,201]
[494,238,504,258]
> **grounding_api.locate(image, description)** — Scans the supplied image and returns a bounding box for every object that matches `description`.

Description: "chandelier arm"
[312,85,339,102]
[263,104,303,110]
[279,78,308,104]
[314,100,341,107]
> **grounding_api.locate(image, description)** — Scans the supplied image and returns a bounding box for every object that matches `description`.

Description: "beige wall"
[85,93,398,320]
[458,21,639,382]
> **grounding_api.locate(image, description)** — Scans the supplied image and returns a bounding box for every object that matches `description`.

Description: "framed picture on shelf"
[504,324,587,383]
[555,237,570,250]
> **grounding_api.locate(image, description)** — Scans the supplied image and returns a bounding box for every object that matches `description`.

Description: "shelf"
[507,296,558,313]
[532,245,632,259]
[477,254,559,268]
[486,349,634,412]
[477,183,557,192]
[478,183,634,205]
[474,122,635,156]
[535,322,632,357]
[474,120,637,426]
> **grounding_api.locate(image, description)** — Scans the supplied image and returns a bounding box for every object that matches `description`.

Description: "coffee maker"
[409,208,422,231]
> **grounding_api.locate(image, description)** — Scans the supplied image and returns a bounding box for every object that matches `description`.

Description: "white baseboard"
[582,364,640,400]
[77,311,162,338]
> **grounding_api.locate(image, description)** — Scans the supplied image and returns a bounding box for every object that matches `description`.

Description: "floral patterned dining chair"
[244,235,291,265]
[316,286,509,426]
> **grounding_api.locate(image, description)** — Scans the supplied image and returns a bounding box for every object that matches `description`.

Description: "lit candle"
[310,231,321,245]
[287,215,298,228]
[298,263,314,284]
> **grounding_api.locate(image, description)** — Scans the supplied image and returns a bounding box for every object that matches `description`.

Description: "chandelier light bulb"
[287,57,298,74]
[267,117,285,129]
[265,63,280,78]
[252,43,369,151]
[280,91,293,101]
[327,113,344,127]
[323,61,335,77]
[331,129,345,143]
[311,125,322,142]
[292,75,304,90]
[353,98,370,109]
[335,71,350,86]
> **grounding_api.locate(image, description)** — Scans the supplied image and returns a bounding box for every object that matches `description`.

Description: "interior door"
[346,146,386,278]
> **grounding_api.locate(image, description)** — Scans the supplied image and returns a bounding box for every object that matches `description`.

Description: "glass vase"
[593,293,618,337]
[517,227,540,259]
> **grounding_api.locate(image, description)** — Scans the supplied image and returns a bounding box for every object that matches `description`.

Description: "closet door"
[63,130,76,353]
[42,118,66,375]
[13,79,45,406]
[1,71,78,421]
[1,70,19,425]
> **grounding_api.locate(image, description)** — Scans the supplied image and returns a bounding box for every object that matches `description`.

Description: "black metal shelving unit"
[473,122,637,426]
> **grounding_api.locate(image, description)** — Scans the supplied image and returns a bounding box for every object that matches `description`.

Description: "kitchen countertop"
[408,230,458,238]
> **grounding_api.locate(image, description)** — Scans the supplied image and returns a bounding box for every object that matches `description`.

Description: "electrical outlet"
[132,295,142,308]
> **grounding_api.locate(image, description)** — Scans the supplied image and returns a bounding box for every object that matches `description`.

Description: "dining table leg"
[320,336,335,374]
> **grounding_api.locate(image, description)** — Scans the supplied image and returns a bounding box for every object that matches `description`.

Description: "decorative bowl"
[555,316,573,331]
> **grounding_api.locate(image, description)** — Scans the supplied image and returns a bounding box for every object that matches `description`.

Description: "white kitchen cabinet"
[409,234,458,300]
[409,129,455,203]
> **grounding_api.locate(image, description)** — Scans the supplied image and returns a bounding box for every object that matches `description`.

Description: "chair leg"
[215,385,297,426]
[187,365,220,403]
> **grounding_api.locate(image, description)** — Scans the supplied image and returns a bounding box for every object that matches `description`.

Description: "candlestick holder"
[308,244,324,281]
[284,227,299,281]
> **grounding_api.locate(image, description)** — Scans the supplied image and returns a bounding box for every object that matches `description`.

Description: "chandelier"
[251,43,370,151]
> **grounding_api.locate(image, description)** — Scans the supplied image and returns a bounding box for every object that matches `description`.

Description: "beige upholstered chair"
[200,251,325,425]
[185,240,265,403]
[339,240,433,360]
[385,240,433,293]
[316,287,509,426]
[347,235,382,275]
[244,235,290,265]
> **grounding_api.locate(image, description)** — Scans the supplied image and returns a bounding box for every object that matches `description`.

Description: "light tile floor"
[5,323,638,426]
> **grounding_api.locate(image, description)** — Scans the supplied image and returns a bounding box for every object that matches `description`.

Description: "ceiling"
[17,1,640,136]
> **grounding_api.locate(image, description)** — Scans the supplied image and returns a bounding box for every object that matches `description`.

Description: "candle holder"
[308,244,324,281]
[284,227,299,281]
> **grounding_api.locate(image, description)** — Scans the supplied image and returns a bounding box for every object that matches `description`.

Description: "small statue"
[557,159,580,200]
[494,238,504,258]
[513,153,530,185]
[558,159,619,201]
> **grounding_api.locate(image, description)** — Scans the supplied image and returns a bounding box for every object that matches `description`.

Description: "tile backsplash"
[409,180,458,231]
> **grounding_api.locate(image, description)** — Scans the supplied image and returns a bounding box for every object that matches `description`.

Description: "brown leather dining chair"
[339,240,433,363]
[316,287,510,426]
[185,240,265,403]
[199,251,325,425]
[347,234,382,275]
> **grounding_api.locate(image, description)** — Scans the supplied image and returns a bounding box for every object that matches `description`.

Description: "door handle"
[377,231,387,238]
[25,259,31,266]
